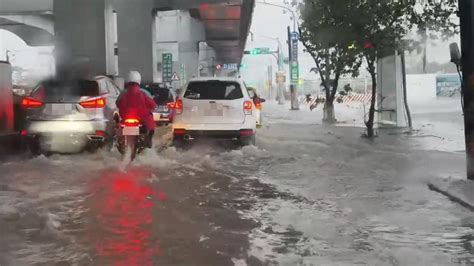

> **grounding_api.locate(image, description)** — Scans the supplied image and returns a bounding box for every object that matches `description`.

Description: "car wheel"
[25,137,41,156]
[172,137,186,149]
[86,143,101,153]
[241,135,256,146]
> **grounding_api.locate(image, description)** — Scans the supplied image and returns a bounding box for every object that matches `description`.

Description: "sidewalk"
[428,177,474,211]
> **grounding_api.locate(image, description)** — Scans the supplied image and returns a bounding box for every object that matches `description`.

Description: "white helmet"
[127,70,141,84]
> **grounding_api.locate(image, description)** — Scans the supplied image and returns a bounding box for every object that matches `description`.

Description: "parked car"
[172,77,257,146]
[22,76,121,154]
[246,86,265,128]
[142,83,177,125]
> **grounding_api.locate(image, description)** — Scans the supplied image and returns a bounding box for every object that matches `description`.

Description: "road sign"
[291,64,299,82]
[291,31,299,41]
[223,63,239,70]
[179,64,186,83]
[244,47,271,55]
[171,72,179,81]
[276,72,286,84]
[290,31,299,83]
[162,53,173,83]
[199,64,204,71]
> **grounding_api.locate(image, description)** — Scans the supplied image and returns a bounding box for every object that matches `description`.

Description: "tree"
[348,0,457,137]
[299,0,361,124]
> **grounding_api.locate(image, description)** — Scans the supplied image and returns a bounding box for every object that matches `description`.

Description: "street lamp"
[257,0,300,109]
[259,1,297,32]
[249,32,285,104]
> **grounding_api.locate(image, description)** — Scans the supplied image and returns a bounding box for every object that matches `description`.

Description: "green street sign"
[244,47,271,55]
[162,53,173,83]
[291,63,299,83]
[180,63,186,85]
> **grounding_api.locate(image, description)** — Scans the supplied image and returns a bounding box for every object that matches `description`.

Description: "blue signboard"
[436,74,461,97]
[290,32,299,83]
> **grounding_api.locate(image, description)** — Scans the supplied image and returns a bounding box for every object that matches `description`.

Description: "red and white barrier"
[301,93,372,107]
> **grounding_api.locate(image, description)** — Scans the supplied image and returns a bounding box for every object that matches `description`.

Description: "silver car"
[22,76,121,154]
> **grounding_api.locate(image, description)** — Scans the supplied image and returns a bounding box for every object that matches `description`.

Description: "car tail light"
[21,97,43,108]
[79,98,106,108]
[167,102,176,109]
[174,128,186,136]
[240,129,254,137]
[124,118,140,126]
[243,100,253,115]
[95,130,106,137]
[254,98,262,110]
[21,130,28,136]
[175,99,183,114]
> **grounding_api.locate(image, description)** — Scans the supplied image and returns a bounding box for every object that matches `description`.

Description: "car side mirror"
[450,42,461,66]
[260,98,266,103]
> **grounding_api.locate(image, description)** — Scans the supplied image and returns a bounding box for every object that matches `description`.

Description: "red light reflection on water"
[87,167,166,266]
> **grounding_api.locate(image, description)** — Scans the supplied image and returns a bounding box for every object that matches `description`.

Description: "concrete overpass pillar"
[179,41,199,79]
[156,10,205,84]
[115,0,155,83]
[54,0,114,77]
[199,42,217,77]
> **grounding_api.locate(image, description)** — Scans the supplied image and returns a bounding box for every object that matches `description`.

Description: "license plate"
[157,106,169,112]
[205,102,224,116]
[48,104,75,115]
[122,126,140,136]
[153,113,161,121]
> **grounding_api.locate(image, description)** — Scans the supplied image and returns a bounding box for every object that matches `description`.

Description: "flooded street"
[1,103,474,265]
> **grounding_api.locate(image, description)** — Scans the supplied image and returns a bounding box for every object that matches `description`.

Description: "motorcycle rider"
[116,71,157,148]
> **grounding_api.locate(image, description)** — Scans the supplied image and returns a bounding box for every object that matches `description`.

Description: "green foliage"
[299,0,362,101]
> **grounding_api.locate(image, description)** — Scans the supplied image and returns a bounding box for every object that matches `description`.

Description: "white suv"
[172,77,257,146]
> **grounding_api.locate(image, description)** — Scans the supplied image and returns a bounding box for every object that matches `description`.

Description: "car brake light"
[79,98,106,108]
[175,99,183,114]
[174,128,186,136]
[124,118,140,126]
[167,102,176,109]
[243,100,253,115]
[21,97,43,108]
[95,130,106,137]
[21,130,27,136]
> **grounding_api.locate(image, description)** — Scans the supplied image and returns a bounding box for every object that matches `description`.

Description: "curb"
[428,182,474,211]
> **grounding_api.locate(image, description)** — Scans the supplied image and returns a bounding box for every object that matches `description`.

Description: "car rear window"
[184,81,243,100]
[31,80,100,98]
[154,88,173,105]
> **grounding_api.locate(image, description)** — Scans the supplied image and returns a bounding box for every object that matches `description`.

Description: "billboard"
[436,74,461,97]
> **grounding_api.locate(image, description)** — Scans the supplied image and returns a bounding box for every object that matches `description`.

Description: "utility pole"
[288,26,299,110]
[458,0,474,179]
[258,1,299,108]
[267,65,273,99]
[276,39,285,105]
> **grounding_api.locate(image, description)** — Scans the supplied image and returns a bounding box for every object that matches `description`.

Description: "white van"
[172,77,257,146]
